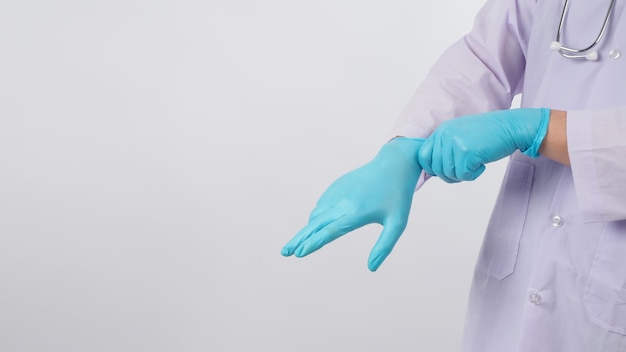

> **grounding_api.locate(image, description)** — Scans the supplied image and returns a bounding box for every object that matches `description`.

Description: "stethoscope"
[550,0,618,61]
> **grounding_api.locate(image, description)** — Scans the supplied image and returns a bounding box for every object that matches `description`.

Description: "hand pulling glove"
[418,108,550,183]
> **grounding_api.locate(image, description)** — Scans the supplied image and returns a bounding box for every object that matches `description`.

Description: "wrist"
[387,136,426,163]
[539,110,570,165]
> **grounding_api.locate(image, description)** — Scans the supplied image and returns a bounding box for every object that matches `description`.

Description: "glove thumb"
[368,218,407,272]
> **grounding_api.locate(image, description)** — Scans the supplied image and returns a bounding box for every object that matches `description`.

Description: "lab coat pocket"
[476,159,534,280]
[583,221,626,335]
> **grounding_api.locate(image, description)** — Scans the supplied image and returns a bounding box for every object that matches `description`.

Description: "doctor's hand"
[281,137,425,271]
[418,108,550,183]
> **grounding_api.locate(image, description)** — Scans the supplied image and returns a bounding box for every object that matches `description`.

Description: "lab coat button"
[529,292,543,305]
[551,215,563,227]
[609,49,621,60]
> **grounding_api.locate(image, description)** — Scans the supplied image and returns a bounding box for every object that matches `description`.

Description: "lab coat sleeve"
[392,0,535,139]
[568,107,626,222]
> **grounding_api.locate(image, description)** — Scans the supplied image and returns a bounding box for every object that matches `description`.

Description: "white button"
[552,215,563,227]
[529,292,543,305]
[609,49,621,60]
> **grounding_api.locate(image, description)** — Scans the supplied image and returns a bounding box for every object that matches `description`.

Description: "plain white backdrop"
[0,1,514,351]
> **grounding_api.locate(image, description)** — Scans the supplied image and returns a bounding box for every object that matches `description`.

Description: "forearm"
[539,110,570,166]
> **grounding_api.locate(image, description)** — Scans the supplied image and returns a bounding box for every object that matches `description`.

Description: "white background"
[0,1,511,351]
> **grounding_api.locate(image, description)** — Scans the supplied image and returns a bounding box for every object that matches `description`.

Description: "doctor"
[282,0,626,350]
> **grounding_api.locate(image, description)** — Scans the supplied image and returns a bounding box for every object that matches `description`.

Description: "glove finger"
[431,136,459,183]
[417,137,435,177]
[465,163,486,181]
[452,143,466,180]
[367,218,407,271]
[281,206,343,256]
[456,149,486,180]
[441,143,462,183]
[294,214,366,258]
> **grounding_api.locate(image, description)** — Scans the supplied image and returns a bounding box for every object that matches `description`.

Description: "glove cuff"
[522,108,550,158]
[386,136,426,163]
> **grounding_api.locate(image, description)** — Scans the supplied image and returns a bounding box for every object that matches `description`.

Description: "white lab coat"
[393,0,626,350]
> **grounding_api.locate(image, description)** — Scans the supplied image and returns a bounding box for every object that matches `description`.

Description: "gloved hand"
[281,137,425,271]
[418,108,550,183]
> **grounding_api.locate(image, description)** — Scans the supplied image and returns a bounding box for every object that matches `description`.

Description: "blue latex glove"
[418,108,550,183]
[281,137,425,271]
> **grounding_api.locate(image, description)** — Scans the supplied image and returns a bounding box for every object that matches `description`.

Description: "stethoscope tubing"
[553,0,617,60]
